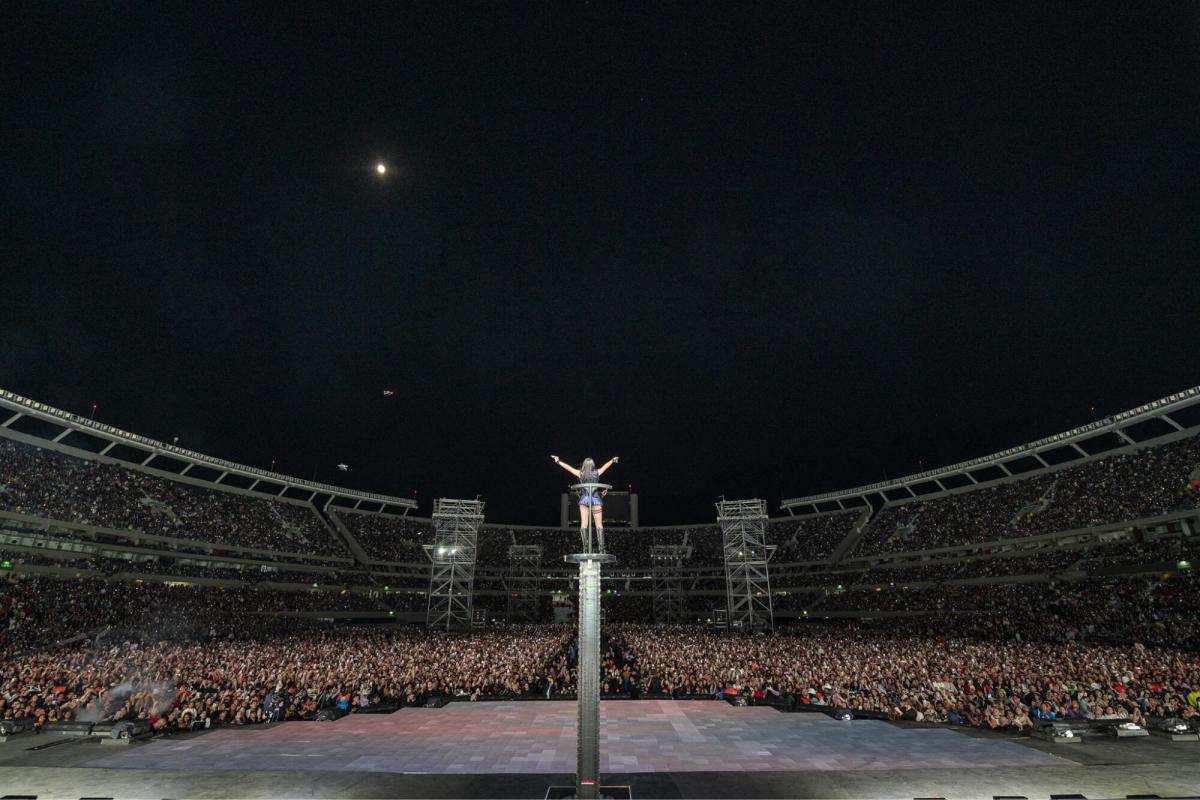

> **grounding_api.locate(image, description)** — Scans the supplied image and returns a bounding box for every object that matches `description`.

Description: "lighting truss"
[425,498,485,632]
[506,544,543,623]
[650,543,692,623]
[717,498,775,631]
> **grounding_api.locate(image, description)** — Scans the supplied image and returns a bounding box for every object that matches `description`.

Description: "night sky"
[3,3,1198,525]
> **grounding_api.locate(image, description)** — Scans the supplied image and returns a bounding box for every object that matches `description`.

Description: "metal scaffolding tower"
[650,543,691,623]
[716,498,775,631]
[424,498,485,632]
[506,544,543,623]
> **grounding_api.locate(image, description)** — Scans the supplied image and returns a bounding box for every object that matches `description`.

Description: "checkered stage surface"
[83,700,1067,774]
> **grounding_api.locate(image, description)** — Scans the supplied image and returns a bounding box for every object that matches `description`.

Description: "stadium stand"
[331,509,431,563]
[852,434,1200,555]
[0,438,345,555]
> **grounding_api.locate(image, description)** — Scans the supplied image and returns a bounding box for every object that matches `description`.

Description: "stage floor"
[4,701,1200,798]
[80,700,1065,775]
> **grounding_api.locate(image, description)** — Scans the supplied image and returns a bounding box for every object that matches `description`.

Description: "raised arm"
[551,455,581,478]
[597,456,619,476]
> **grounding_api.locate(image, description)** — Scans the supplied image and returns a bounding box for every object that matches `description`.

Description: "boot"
[596,527,605,553]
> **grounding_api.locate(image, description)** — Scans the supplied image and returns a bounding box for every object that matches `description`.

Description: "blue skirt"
[578,491,603,508]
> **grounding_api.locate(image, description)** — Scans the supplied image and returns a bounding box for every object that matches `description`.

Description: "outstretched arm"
[597,456,619,476]
[551,455,581,478]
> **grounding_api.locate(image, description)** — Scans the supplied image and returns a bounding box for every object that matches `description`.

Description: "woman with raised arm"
[551,455,618,552]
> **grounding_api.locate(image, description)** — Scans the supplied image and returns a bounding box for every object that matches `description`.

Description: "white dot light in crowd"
[376,163,387,175]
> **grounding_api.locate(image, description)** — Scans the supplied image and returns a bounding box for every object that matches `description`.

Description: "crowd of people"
[1,625,575,733]
[848,548,1084,584]
[802,573,1200,650]
[0,546,379,587]
[854,435,1200,556]
[0,575,394,654]
[0,439,345,555]
[620,624,1200,731]
[4,603,1197,737]
[769,512,860,562]
[332,511,431,563]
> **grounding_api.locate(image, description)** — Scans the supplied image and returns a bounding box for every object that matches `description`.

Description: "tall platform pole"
[565,481,613,800]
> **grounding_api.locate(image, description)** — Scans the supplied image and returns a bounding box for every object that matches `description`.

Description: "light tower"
[716,498,775,631]
[424,498,484,631]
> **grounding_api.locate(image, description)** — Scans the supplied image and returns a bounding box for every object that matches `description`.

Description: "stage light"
[376,162,387,175]
[1151,718,1191,734]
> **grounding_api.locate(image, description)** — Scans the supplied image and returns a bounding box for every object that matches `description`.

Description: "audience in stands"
[855,436,1200,555]
[0,576,391,654]
[332,511,431,563]
[0,440,344,555]
[769,512,860,562]
[802,573,1200,650]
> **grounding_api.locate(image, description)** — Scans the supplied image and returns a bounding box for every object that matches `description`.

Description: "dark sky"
[3,2,1198,525]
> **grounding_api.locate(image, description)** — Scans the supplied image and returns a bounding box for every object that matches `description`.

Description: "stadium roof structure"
[0,388,417,513]
[783,385,1200,515]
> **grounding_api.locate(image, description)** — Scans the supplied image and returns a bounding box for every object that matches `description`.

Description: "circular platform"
[565,553,617,564]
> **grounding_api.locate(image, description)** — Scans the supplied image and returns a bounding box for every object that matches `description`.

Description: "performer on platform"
[551,455,618,552]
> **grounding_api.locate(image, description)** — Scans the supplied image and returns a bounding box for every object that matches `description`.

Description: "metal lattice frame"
[650,543,691,623]
[425,498,484,632]
[506,544,542,623]
[717,498,775,631]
